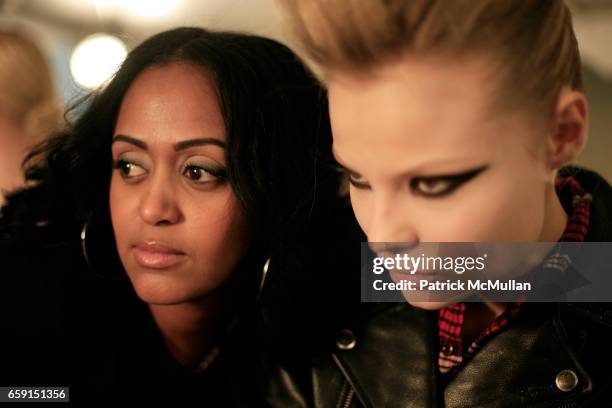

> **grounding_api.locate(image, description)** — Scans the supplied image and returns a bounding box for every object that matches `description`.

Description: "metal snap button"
[555,369,579,392]
[441,343,454,355]
[336,329,356,351]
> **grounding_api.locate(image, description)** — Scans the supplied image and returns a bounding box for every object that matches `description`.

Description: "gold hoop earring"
[79,213,126,281]
[80,222,91,266]
[257,257,270,300]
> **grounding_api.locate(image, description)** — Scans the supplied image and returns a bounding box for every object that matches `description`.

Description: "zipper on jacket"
[341,387,355,408]
[333,353,367,408]
[556,397,582,408]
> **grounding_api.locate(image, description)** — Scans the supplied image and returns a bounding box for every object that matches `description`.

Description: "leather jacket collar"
[326,302,612,407]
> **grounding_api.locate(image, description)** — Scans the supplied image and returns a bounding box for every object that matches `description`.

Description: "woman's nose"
[138,176,182,226]
[367,193,419,244]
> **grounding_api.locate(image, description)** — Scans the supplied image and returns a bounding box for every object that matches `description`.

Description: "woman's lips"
[389,269,440,281]
[132,241,187,270]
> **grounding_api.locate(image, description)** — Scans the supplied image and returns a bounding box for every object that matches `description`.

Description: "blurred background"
[0,0,610,181]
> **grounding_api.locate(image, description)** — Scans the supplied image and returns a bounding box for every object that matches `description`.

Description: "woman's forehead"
[115,64,226,145]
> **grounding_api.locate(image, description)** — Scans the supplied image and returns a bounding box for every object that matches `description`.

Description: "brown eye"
[114,160,146,178]
[413,178,453,195]
[182,165,215,184]
[183,166,210,182]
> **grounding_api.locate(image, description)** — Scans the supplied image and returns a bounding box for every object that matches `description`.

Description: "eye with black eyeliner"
[410,165,488,197]
[344,164,488,195]
[348,173,370,189]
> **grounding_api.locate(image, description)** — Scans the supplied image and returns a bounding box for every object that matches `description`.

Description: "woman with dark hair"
[0,27,361,405]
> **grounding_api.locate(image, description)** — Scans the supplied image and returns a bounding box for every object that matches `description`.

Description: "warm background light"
[69,33,127,89]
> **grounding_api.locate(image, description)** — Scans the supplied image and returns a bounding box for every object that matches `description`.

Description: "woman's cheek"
[349,193,371,236]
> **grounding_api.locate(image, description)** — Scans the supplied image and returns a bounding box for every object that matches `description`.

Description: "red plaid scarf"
[438,176,592,374]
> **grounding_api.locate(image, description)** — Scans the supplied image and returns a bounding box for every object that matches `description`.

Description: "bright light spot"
[70,33,127,89]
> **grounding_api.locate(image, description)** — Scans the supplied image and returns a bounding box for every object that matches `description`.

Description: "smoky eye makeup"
[344,164,488,195]
[181,158,228,185]
[337,165,370,190]
[347,171,370,190]
[409,165,489,197]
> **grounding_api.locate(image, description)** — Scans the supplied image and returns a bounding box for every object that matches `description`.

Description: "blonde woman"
[274,0,612,406]
[0,29,62,203]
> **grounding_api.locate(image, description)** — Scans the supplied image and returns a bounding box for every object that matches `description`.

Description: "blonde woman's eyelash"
[410,165,488,197]
[348,172,370,189]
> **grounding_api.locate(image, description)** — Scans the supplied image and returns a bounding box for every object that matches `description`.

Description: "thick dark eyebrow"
[112,135,225,151]
[112,135,147,150]
[174,138,225,151]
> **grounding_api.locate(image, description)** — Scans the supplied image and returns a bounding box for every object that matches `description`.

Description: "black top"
[0,234,264,406]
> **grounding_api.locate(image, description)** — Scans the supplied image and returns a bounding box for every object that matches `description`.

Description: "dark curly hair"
[0,27,340,252]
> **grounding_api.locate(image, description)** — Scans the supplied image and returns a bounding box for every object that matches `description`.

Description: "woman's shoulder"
[0,226,128,383]
[1,225,82,282]
[0,231,81,384]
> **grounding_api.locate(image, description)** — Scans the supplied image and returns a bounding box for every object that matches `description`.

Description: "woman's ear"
[547,88,588,170]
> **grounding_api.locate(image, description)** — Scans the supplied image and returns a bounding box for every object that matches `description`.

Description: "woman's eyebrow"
[111,135,226,151]
[174,138,225,151]
[112,134,147,149]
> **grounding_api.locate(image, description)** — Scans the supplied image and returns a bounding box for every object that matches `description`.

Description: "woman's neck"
[463,179,569,344]
[462,301,507,346]
[148,284,236,369]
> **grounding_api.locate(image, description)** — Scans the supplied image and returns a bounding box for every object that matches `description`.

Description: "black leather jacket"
[262,168,612,408]
[267,302,612,407]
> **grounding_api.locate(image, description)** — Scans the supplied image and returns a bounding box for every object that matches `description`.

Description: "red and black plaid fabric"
[437,175,592,374]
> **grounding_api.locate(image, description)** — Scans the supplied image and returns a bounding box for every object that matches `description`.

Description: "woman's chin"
[128,275,206,305]
[404,299,457,310]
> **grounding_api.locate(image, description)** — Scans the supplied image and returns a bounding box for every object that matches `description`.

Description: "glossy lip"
[389,269,440,280]
[132,240,187,270]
